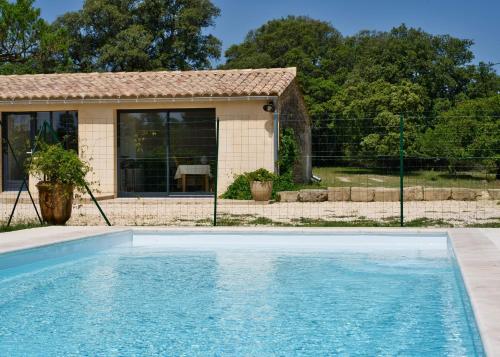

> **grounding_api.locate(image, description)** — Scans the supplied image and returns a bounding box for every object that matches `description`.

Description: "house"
[0,67,311,198]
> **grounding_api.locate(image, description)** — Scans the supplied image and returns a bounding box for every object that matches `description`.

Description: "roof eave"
[0,95,280,106]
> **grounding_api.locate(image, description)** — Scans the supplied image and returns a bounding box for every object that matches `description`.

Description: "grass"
[0,222,42,233]
[213,214,497,228]
[297,166,499,190]
[290,217,455,227]
[466,221,500,228]
[2,216,497,230]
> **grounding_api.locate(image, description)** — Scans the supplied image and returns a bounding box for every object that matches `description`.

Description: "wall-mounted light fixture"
[262,102,276,112]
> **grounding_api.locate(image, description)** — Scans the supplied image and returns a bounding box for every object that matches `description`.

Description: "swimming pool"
[0,231,485,356]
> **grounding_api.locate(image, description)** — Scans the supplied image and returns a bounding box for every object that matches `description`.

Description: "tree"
[324,80,428,163]
[0,0,70,74]
[54,0,222,72]
[223,20,499,117]
[465,62,500,99]
[419,95,500,176]
[223,16,344,116]
[223,18,500,169]
[343,26,476,103]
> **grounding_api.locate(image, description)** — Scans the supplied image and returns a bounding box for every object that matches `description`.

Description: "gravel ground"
[3,198,498,227]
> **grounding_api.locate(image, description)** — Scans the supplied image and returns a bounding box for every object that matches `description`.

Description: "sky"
[34,0,500,67]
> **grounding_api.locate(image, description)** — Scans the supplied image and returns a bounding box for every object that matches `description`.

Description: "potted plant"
[247,168,275,201]
[28,143,91,225]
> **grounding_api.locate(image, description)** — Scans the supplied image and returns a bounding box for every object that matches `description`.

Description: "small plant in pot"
[28,143,91,225]
[247,168,276,201]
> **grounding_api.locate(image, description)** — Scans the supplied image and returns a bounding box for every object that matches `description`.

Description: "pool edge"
[0,226,131,255]
[449,229,500,357]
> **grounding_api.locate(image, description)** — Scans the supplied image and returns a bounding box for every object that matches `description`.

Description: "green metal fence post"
[5,138,43,226]
[273,111,279,174]
[399,114,404,227]
[84,184,111,226]
[213,118,220,226]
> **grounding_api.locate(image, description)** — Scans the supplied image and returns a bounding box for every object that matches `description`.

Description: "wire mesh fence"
[1,112,499,228]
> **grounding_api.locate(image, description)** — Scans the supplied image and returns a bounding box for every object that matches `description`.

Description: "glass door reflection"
[168,111,216,194]
[118,109,215,196]
[2,114,32,191]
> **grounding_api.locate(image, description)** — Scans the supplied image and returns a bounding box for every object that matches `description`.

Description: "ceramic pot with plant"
[247,168,275,201]
[29,143,91,225]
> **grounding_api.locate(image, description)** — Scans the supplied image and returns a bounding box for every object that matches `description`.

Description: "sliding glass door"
[1,112,78,191]
[117,109,216,196]
[2,114,32,191]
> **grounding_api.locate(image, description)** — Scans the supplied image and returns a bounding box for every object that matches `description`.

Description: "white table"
[174,165,211,192]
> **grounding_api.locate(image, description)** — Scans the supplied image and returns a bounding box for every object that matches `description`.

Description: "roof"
[0,67,297,102]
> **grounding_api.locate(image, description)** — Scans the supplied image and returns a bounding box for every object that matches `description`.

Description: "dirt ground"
[3,198,498,227]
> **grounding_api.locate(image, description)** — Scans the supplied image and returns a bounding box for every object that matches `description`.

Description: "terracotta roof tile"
[0,67,296,101]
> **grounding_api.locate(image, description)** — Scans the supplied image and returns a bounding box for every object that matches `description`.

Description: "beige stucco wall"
[0,100,275,197]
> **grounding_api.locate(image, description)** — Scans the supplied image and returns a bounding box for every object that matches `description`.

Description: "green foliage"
[326,80,427,158]
[0,0,71,74]
[279,128,299,175]
[0,221,41,232]
[224,19,498,117]
[341,26,476,103]
[222,169,295,200]
[223,17,499,167]
[28,142,91,191]
[246,168,275,182]
[221,174,252,200]
[272,172,295,194]
[54,0,222,71]
[224,16,343,116]
[418,95,500,174]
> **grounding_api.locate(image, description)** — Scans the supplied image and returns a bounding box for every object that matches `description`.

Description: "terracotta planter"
[250,181,273,201]
[36,182,74,225]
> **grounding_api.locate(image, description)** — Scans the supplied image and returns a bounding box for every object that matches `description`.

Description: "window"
[2,111,78,191]
[117,109,216,196]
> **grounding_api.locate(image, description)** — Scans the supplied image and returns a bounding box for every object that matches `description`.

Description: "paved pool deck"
[0,226,499,355]
[450,228,500,356]
[0,226,128,254]
[4,198,499,226]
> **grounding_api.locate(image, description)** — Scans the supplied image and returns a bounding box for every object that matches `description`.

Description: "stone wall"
[277,187,500,202]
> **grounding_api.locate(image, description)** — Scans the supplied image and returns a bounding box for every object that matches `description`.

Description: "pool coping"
[1,226,499,356]
[0,226,130,254]
[448,229,500,357]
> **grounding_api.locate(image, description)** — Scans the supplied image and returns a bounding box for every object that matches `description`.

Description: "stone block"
[277,191,298,202]
[328,187,351,201]
[423,188,452,201]
[374,188,400,202]
[476,190,491,201]
[488,189,500,200]
[451,188,478,201]
[403,186,423,201]
[350,187,375,202]
[298,189,328,202]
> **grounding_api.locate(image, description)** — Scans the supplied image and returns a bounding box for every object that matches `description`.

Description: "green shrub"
[246,168,276,182]
[272,172,295,195]
[28,142,91,192]
[279,128,299,175]
[222,168,296,200]
[221,174,252,200]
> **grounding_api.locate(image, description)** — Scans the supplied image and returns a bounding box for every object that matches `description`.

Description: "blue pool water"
[0,233,484,356]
